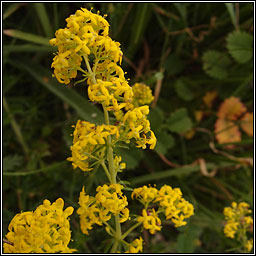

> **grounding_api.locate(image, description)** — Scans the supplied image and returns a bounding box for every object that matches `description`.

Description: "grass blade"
[3,161,66,176]
[3,44,56,53]
[131,162,232,185]
[8,59,104,124]
[225,3,237,29]
[33,3,53,38]
[127,3,152,58]
[4,29,50,45]
[3,3,26,20]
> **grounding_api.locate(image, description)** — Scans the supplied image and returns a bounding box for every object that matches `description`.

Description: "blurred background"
[2,2,253,253]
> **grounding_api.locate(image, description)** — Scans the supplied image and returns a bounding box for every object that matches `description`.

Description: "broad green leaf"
[174,79,194,101]
[165,54,185,76]
[3,29,50,45]
[154,131,175,155]
[3,155,23,172]
[226,30,253,63]
[8,59,104,124]
[167,108,193,134]
[148,107,164,131]
[176,224,204,253]
[116,147,144,170]
[202,50,231,79]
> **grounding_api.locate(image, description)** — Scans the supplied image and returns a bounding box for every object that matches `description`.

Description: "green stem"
[83,54,122,253]
[103,106,116,184]
[121,221,141,240]
[83,54,97,84]
[3,95,29,156]
[101,161,112,183]
[110,215,122,253]
[103,104,122,252]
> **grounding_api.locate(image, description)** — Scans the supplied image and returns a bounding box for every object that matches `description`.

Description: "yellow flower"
[132,185,158,206]
[223,220,239,238]
[67,120,119,172]
[245,239,253,252]
[127,83,154,110]
[125,237,143,253]
[120,106,156,149]
[50,8,124,84]
[77,185,129,235]
[3,198,75,253]
[223,201,253,246]
[155,185,194,227]
[95,184,128,215]
[137,209,162,234]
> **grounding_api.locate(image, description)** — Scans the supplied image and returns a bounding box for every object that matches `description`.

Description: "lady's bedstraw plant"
[3,8,194,254]
[49,7,194,253]
[223,202,253,253]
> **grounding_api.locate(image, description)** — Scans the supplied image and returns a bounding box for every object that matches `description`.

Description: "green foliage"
[167,108,193,134]
[202,50,231,79]
[174,78,194,101]
[3,154,23,172]
[226,30,253,63]
[176,224,204,253]
[2,2,253,254]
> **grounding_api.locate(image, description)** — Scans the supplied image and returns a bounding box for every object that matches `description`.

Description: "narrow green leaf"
[3,161,66,176]
[131,164,213,185]
[8,59,104,124]
[173,3,187,24]
[225,3,236,29]
[3,3,26,20]
[3,44,56,53]
[226,30,253,63]
[131,162,232,185]
[4,29,50,46]
[33,3,53,38]
[127,4,152,58]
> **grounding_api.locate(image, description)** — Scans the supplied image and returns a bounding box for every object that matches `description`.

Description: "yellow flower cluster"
[132,185,194,234]
[50,8,134,112]
[245,239,253,252]
[67,120,119,171]
[87,62,133,112]
[125,237,144,253]
[223,202,253,239]
[50,9,157,174]
[68,106,156,172]
[77,184,129,235]
[128,82,155,109]
[3,198,75,253]
[50,8,121,84]
[121,106,156,149]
